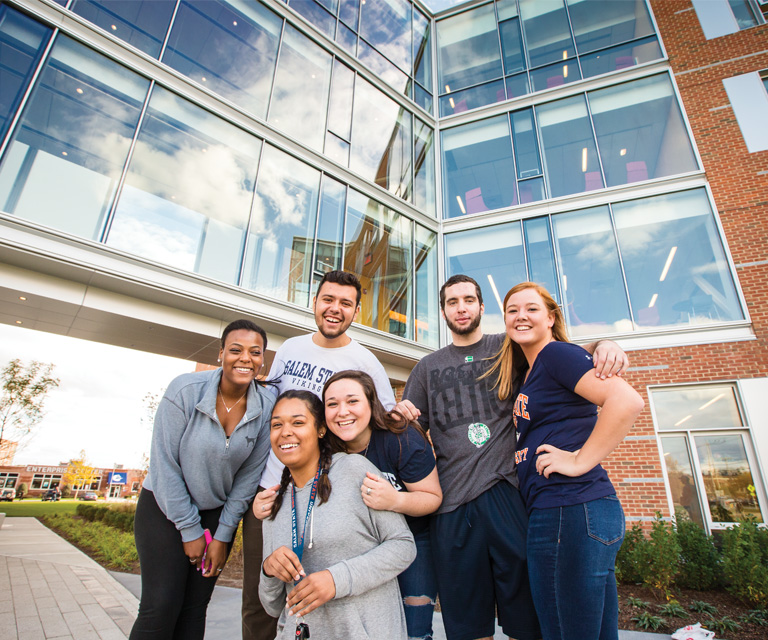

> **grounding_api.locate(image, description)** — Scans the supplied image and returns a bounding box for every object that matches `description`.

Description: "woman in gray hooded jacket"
[260,390,415,640]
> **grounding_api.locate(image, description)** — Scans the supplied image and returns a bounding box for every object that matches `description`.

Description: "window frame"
[650,381,768,533]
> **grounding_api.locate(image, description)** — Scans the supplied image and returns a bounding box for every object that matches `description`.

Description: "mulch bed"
[618,584,768,639]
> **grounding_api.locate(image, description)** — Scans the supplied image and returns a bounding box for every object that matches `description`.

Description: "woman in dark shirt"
[486,282,644,640]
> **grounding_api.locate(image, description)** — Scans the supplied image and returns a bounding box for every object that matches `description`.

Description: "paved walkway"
[1,516,671,639]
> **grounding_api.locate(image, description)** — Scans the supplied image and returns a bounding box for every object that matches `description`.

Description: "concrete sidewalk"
[1,516,671,639]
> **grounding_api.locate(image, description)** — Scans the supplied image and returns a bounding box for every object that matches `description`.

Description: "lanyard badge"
[290,462,322,564]
[291,463,321,640]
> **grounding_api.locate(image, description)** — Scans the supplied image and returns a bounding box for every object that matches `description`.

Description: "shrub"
[632,612,666,631]
[16,483,27,499]
[676,517,721,590]
[616,524,648,584]
[690,600,718,616]
[76,503,135,533]
[645,514,680,599]
[720,517,768,608]
[42,513,138,569]
[659,600,688,618]
[740,610,768,626]
[707,616,741,635]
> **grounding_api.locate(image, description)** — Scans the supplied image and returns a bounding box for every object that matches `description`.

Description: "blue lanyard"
[291,463,322,564]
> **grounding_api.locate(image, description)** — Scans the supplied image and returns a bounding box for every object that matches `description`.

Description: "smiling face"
[219,329,264,391]
[441,281,484,338]
[324,377,373,453]
[504,288,555,352]
[270,397,325,481]
[313,282,360,343]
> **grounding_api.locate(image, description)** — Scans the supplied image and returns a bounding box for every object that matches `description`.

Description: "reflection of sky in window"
[695,434,750,476]
[107,86,260,284]
[652,386,742,431]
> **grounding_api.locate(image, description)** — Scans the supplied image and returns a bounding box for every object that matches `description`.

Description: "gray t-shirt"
[403,333,517,514]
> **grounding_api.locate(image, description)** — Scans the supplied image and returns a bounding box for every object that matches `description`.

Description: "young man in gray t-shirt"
[397,274,627,640]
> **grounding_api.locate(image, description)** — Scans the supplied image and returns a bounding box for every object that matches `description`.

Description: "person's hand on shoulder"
[361,472,402,512]
[592,340,629,379]
[252,484,280,520]
[393,399,421,422]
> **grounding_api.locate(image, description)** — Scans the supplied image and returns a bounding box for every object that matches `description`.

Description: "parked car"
[42,489,60,502]
[78,491,98,501]
[0,488,15,502]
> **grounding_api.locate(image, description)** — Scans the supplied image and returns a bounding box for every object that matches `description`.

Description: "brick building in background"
[605,0,768,529]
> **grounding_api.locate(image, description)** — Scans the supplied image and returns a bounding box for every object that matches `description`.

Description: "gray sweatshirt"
[142,369,273,543]
[260,453,416,640]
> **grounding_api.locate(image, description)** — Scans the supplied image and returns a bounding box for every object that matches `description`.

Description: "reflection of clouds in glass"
[109,188,200,271]
[351,79,411,195]
[124,140,254,227]
[269,27,331,151]
[568,318,633,337]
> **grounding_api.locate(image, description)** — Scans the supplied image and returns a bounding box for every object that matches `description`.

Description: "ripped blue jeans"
[398,528,437,640]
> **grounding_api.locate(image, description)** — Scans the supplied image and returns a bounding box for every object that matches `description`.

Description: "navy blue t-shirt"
[363,425,436,535]
[513,341,615,513]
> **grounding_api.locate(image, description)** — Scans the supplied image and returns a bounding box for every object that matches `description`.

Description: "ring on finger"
[366,487,372,495]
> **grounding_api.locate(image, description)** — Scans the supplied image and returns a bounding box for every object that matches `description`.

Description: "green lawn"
[0,499,81,517]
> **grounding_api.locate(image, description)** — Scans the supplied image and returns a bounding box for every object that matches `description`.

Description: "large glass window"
[413,118,435,216]
[519,0,575,69]
[415,225,439,347]
[162,0,282,120]
[614,190,743,329]
[552,206,632,336]
[359,0,411,74]
[445,223,527,333]
[344,190,412,338]
[537,95,602,198]
[589,75,698,187]
[241,145,321,306]
[268,25,332,152]
[413,8,432,95]
[107,86,261,285]
[0,36,149,240]
[350,78,411,199]
[441,116,516,218]
[567,0,655,54]
[69,0,176,58]
[313,175,346,278]
[0,5,51,145]
[654,385,765,530]
[438,4,503,96]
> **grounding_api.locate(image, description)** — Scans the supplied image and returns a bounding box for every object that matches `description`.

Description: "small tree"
[64,450,100,499]
[15,482,27,500]
[0,359,60,452]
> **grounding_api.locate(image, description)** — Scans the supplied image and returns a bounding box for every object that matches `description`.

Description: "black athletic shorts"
[430,480,541,640]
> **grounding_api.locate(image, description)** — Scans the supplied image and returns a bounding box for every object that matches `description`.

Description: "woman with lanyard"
[131,319,273,640]
[260,390,415,640]
[484,283,644,640]
[322,369,442,640]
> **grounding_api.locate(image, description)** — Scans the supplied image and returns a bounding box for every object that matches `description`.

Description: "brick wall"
[605,0,768,523]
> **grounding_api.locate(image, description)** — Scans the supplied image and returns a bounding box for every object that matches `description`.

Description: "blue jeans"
[398,528,437,640]
[527,495,625,640]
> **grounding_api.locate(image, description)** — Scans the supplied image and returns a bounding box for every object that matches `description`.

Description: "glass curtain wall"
[436,0,663,116]
[443,188,744,338]
[441,74,698,217]
[283,0,433,110]
[0,3,438,346]
[38,0,436,216]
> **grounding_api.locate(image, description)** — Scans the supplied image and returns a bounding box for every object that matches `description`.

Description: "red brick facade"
[601,1,768,524]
